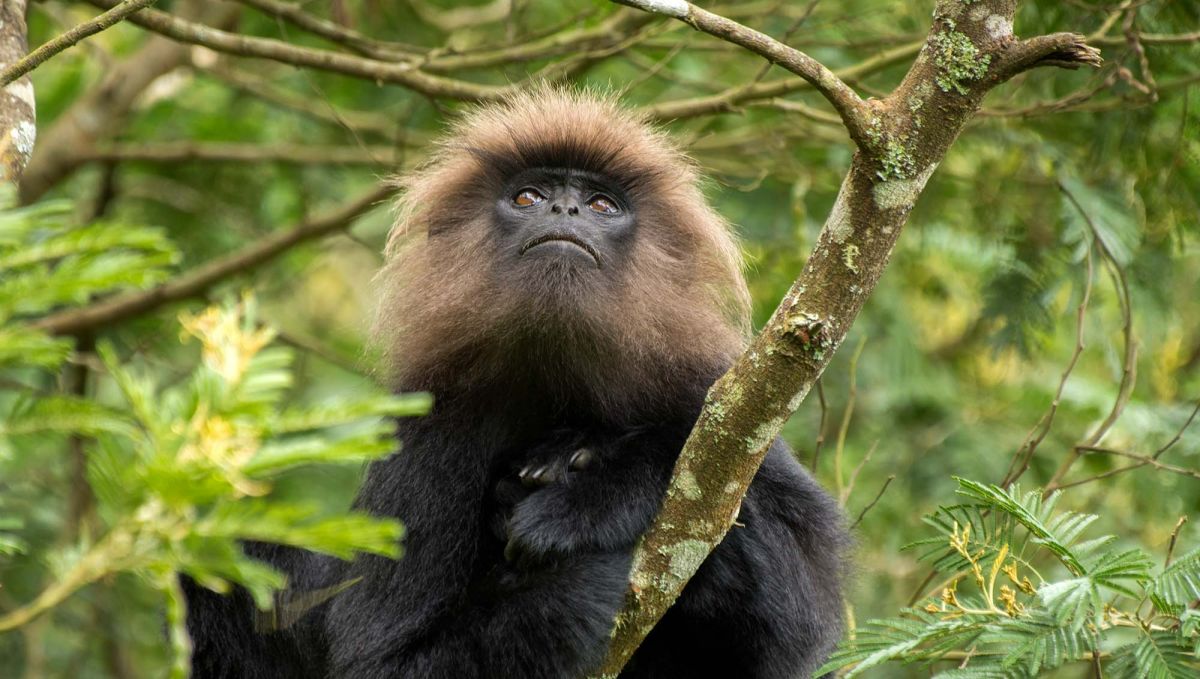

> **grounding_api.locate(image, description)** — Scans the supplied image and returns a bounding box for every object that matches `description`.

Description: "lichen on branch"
[593,1,1101,675]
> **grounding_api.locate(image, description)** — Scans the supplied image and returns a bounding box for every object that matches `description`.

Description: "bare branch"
[613,0,872,145]
[993,32,1103,82]
[851,475,895,530]
[0,0,160,88]
[643,40,920,121]
[32,185,395,336]
[78,142,403,166]
[234,0,419,60]
[422,9,653,73]
[84,0,507,101]
[19,1,241,203]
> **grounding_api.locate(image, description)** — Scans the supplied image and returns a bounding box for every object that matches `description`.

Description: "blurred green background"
[1,0,1198,676]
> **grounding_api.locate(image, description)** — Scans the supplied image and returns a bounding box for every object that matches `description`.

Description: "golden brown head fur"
[374,86,750,422]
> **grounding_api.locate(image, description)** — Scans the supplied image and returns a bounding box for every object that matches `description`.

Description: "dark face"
[493,167,635,271]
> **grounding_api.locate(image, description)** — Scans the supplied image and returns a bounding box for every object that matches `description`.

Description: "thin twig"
[235,0,420,60]
[1154,400,1200,460]
[1165,516,1188,568]
[851,475,894,530]
[613,0,871,144]
[811,378,827,470]
[1001,243,1094,488]
[842,440,879,506]
[644,40,920,121]
[834,337,867,500]
[1045,179,1139,493]
[0,0,159,87]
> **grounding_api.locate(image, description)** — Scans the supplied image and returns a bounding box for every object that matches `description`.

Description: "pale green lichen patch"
[985,14,1013,38]
[825,182,854,244]
[879,136,916,181]
[658,539,711,585]
[843,244,861,273]
[724,480,740,494]
[938,0,965,20]
[676,469,703,500]
[750,416,785,452]
[873,163,938,210]
[787,387,809,412]
[931,26,991,94]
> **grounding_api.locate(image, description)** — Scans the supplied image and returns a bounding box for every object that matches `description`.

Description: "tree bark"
[0,0,34,187]
[594,1,1100,674]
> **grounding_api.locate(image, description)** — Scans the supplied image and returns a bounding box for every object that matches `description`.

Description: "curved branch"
[642,40,921,121]
[32,185,395,336]
[614,0,872,145]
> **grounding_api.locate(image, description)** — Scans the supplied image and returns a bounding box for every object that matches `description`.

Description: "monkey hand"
[503,448,602,566]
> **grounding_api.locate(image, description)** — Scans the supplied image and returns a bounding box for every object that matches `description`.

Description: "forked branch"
[593,1,1100,674]
[613,0,874,146]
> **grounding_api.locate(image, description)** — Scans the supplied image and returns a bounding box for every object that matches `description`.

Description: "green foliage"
[820,479,1200,678]
[6,0,1199,676]
[0,193,428,673]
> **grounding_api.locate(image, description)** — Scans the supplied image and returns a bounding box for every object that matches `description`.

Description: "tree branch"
[0,0,160,88]
[78,142,402,165]
[84,0,507,101]
[592,1,1101,674]
[32,185,394,336]
[613,0,873,145]
[19,0,241,203]
[234,0,420,61]
[642,40,920,121]
[0,0,34,185]
[992,32,1103,81]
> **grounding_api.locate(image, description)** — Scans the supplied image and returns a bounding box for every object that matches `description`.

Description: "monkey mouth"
[520,234,602,268]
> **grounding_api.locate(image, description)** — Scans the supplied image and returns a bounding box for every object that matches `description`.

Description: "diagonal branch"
[32,185,395,336]
[643,40,921,121]
[614,0,873,146]
[233,0,420,61]
[0,0,160,87]
[591,1,1101,674]
[19,0,241,203]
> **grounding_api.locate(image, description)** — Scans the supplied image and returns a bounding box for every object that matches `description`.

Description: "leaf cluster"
[820,479,1200,678]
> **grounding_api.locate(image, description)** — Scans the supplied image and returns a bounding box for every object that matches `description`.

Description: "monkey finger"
[568,448,596,472]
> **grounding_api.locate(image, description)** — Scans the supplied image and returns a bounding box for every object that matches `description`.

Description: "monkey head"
[375,86,751,419]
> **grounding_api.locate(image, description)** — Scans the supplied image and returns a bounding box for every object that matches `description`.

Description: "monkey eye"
[587,195,619,215]
[512,189,546,207]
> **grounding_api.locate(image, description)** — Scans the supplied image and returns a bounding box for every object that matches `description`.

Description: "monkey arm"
[504,428,678,561]
[329,552,631,679]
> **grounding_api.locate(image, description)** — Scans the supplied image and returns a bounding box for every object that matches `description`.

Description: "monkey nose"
[550,204,580,216]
